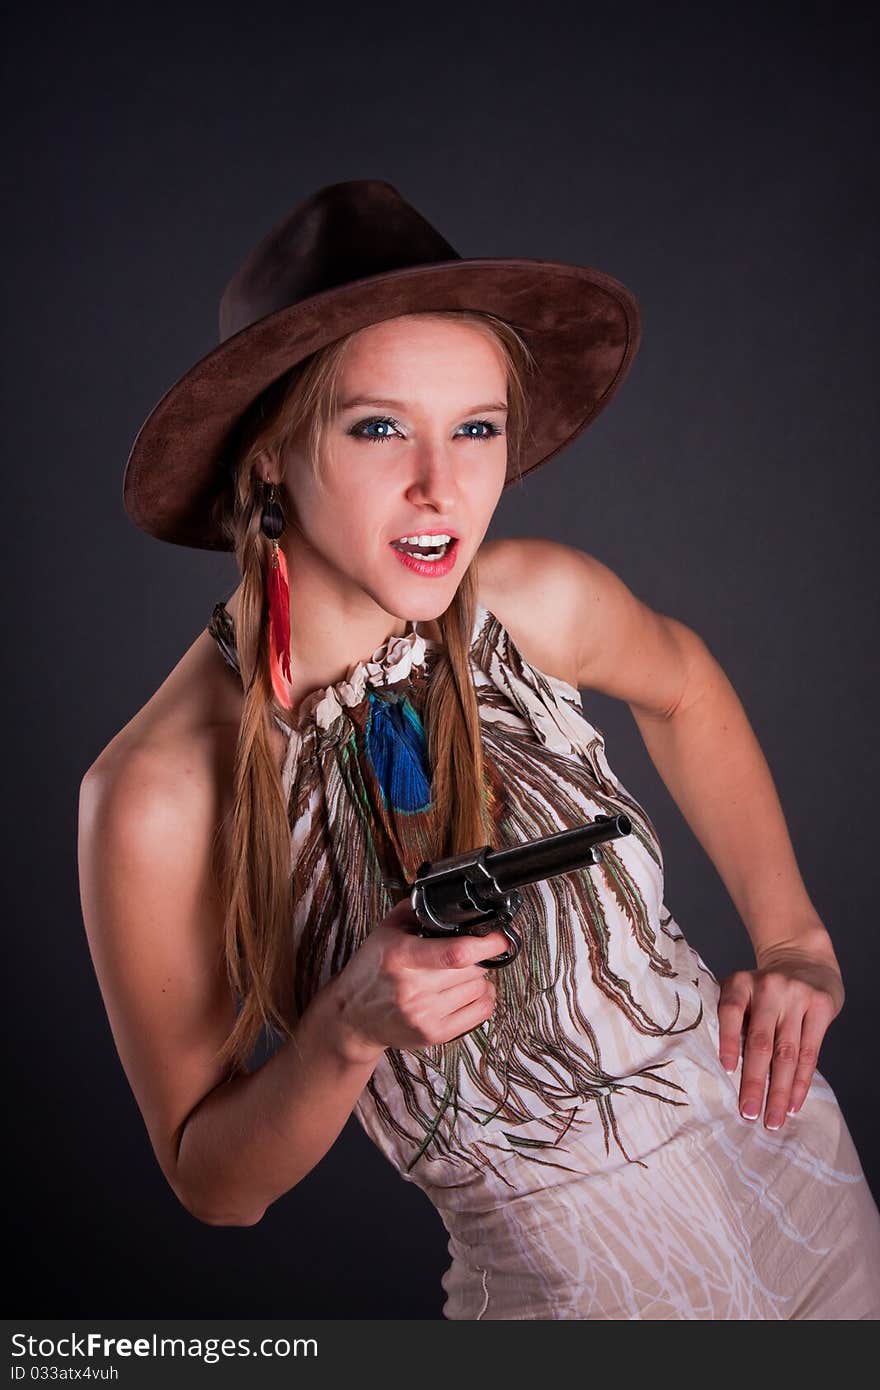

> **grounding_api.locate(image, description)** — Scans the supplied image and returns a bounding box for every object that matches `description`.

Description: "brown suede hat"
[123,178,642,551]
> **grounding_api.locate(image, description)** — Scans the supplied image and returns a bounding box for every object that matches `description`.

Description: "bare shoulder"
[477,537,700,716]
[84,609,287,802]
[81,618,260,868]
[476,536,588,689]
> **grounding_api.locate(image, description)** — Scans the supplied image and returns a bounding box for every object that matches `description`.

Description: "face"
[277,315,509,625]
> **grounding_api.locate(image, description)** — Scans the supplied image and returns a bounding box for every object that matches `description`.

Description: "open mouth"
[391,539,452,561]
[389,533,460,575]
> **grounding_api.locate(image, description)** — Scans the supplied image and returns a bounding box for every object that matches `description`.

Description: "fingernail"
[787,1104,798,1116]
[766,1111,783,1130]
[741,1102,759,1120]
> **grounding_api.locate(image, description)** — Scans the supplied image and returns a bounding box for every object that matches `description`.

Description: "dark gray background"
[6,2,877,1318]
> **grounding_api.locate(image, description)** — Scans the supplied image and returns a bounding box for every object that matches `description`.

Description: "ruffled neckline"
[292,622,437,734]
[207,601,443,738]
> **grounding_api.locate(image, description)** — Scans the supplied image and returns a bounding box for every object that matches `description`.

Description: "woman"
[78,179,880,1319]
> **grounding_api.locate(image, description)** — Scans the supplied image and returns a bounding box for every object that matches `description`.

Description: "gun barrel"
[485,814,632,891]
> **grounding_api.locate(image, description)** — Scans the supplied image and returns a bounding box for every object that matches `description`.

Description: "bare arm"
[172,989,383,1225]
[552,541,839,967]
[77,745,385,1227]
[626,644,839,968]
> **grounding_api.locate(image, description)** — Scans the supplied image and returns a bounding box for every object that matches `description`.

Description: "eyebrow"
[337,395,508,415]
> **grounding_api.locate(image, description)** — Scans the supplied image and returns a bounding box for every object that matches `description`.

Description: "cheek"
[321,447,393,512]
[468,459,507,513]
[313,489,383,558]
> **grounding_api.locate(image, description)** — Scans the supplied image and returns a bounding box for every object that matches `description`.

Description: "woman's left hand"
[716,935,845,1131]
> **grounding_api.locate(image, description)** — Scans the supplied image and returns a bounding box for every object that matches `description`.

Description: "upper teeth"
[394,533,452,545]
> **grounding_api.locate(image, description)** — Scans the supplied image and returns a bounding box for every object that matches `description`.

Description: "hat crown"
[219,179,461,342]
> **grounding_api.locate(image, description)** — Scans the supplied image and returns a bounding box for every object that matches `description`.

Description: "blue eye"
[459,420,502,440]
[349,415,504,444]
[351,416,400,442]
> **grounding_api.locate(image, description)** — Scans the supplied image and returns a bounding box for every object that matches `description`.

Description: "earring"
[260,481,293,708]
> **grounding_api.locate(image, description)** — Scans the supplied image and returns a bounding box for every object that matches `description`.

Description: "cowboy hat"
[123,178,641,551]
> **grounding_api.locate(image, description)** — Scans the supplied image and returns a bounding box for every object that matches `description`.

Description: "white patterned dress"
[207,598,880,1319]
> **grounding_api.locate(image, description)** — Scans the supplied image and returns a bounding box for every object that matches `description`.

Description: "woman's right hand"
[322,896,511,1064]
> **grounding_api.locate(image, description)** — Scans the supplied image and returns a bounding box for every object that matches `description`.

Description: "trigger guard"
[478,922,522,969]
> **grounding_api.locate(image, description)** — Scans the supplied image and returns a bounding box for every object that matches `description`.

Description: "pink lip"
[389,536,460,578]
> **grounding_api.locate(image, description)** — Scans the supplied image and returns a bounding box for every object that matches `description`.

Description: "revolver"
[403,813,632,969]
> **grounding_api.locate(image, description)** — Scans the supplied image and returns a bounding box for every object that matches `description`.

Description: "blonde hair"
[209,310,537,1074]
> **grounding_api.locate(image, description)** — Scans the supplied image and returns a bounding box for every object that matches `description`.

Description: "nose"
[404,442,459,514]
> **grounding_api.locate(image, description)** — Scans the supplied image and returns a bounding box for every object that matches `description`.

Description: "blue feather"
[366,689,433,812]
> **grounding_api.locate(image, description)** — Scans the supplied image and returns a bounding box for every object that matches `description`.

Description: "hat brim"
[123,257,641,550]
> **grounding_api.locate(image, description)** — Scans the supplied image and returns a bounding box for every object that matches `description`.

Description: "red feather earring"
[260,481,294,708]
